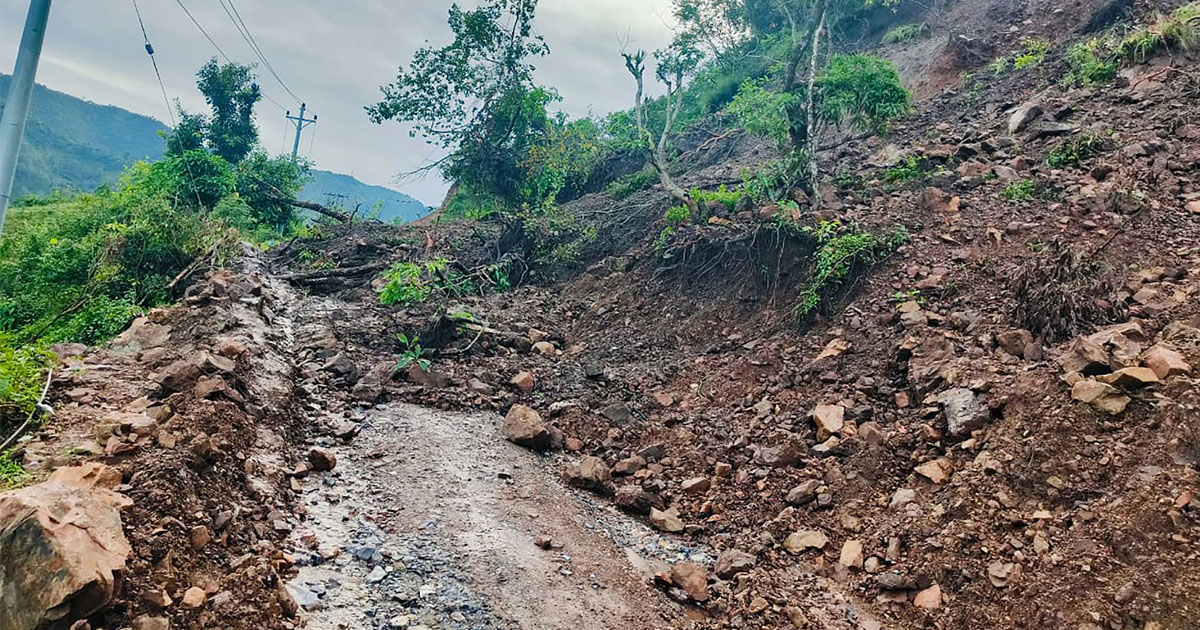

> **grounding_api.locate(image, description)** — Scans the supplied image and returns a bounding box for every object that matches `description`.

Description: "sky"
[0,0,676,205]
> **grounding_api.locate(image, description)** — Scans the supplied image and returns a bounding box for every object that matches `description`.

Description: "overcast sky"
[0,0,675,205]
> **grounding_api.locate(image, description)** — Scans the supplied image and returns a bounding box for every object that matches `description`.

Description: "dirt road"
[286,402,696,629]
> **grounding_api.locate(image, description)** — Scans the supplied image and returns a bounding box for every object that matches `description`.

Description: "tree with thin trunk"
[621,38,703,218]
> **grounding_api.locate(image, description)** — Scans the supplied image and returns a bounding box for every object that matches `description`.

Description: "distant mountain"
[300,170,429,223]
[0,75,428,222]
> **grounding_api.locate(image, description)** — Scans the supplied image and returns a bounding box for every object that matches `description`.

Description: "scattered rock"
[502,404,551,452]
[1096,366,1159,389]
[307,447,338,472]
[914,458,953,484]
[669,562,709,602]
[600,402,636,426]
[812,404,845,439]
[649,507,685,533]
[1071,379,1131,415]
[784,530,828,554]
[1141,344,1191,380]
[510,371,536,392]
[889,488,916,510]
[939,388,988,436]
[681,477,711,494]
[1008,100,1043,134]
[180,586,206,609]
[839,540,864,569]
[914,584,942,609]
[786,479,822,505]
[615,485,658,515]
[612,455,646,476]
[564,456,613,495]
[713,549,756,579]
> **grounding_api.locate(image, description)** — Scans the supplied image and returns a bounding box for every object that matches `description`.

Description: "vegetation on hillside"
[0,60,313,441]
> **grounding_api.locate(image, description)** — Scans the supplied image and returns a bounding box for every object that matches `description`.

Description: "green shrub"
[607,167,659,200]
[1001,179,1036,202]
[987,57,1010,77]
[1066,39,1119,85]
[1013,39,1050,69]
[378,258,473,306]
[882,23,928,44]
[796,222,908,318]
[883,156,927,185]
[1046,132,1110,168]
[0,452,28,489]
[0,339,54,435]
[664,205,690,226]
[729,78,797,148]
[691,185,746,210]
[816,54,912,134]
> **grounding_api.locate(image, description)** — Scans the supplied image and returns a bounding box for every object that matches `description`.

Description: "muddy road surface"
[285,403,701,630]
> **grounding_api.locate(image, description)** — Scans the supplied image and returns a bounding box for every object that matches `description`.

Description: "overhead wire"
[129,0,204,208]
[172,0,288,111]
[130,0,175,126]
[219,0,302,104]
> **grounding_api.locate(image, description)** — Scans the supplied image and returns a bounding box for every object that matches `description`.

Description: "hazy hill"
[0,75,428,222]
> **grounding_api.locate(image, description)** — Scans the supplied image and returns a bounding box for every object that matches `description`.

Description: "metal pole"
[290,102,305,159]
[0,0,53,237]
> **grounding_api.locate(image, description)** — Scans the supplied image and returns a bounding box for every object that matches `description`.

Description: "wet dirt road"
[285,403,702,630]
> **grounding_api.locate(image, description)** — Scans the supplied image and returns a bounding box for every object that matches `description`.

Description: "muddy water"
[285,403,703,629]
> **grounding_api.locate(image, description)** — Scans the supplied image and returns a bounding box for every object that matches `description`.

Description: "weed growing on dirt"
[0,452,28,489]
[1014,39,1051,70]
[741,152,807,203]
[1063,4,1200,85]
[987,57,1010,77]
[379,258,473,306]
[606,167,659,200]
[1001,179,1036,202]
[796,222,909,319]
[690,185,745,210]
[882,23,928,44]
[393,333,431,372]
[882,156,927,186]
[1046,132,1111,168]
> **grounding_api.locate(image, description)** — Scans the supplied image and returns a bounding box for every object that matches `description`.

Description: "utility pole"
[286,102,316,161]
[0,0,53,238]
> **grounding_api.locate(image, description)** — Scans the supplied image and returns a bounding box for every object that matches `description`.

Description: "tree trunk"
[272,197,350,223]
[805,1,829,211]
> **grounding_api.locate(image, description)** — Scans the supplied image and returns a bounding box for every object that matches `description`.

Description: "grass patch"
[882,23,929,44]
[1046,132,1111,168]
[882,156,928,186]
[1001,179,1037,202]
[0,452,29,489]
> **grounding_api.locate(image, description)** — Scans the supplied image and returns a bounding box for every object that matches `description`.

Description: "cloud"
[0,0,675,206]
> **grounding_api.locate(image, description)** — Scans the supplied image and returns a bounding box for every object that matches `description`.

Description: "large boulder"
[502,405,551,452]
[0,463,132,630]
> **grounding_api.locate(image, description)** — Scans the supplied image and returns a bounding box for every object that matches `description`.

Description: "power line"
[131,0,175,126]
[219,0,301,104]
[172,0,232,64]
[170,0,287,111]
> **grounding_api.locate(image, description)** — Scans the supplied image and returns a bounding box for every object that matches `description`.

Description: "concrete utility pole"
[0,0,53,237]
[286,102,316,161]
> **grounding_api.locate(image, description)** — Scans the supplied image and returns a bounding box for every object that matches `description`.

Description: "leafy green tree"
[195,59,261,164]
[367,0,548,206]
